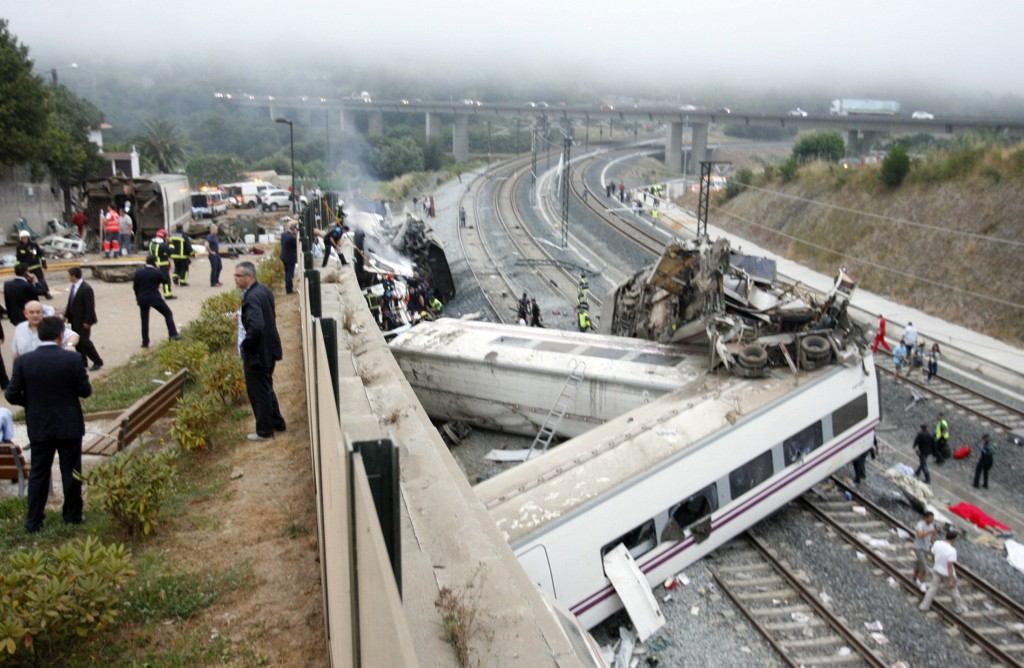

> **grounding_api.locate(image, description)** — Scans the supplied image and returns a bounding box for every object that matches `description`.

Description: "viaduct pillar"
[665,122,683,172]
[453,114,469,163]
[368,110,384,136]
[425,112,442,138]
[341,110,358,131]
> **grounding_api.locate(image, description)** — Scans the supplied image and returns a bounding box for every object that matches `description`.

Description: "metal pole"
[275,117,296,213]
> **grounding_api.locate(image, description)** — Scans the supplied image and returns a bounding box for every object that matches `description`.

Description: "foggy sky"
[5,1,1024,101]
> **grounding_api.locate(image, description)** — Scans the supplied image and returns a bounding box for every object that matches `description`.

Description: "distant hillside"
[703,144,1024,348]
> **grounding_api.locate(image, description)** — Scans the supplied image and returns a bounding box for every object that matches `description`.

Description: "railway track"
[801,476,1024,667]
[709,533,888,667]
[875,356,1024,434]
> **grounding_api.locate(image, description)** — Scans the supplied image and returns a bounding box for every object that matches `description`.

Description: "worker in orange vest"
[103,206,121,258]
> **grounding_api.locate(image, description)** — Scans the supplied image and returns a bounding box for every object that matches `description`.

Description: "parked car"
[788,107,808,117]
[259,189,292,211]
[911,111,935,120]
[717,107,732,114]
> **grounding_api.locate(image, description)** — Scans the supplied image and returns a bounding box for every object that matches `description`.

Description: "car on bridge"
[788,107,808,117]
[912,110,935,120]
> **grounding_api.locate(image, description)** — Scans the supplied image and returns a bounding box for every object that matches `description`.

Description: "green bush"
[183,308,238,352]
[171,394,217,452]
[0,536,134,659]
[779,158,800,183]
[792,131,846,163]
[155,339,209,375]
[77,449,179,537]
[256,255,283,290]
[198,349,247,405]
[880,144,911,187]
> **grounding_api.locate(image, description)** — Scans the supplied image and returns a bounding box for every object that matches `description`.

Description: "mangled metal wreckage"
[598,236,865,376]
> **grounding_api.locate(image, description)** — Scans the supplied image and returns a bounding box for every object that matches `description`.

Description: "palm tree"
[136,118,186,173]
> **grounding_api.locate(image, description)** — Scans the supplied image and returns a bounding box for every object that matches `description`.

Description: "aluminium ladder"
[526,360,586,460]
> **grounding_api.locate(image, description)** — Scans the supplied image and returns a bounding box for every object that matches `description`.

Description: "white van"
[221,181,272,209]
[191,189,228,218]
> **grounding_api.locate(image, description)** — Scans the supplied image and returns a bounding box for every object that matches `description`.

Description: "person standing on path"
[912,511,937,591]
[205,224,223,287]
[63,267,104,371]
[892,340,907,380]
[912,424,934,483]
[459,206,466,228]
[148,229,175,299]
[903,321,918,351]
[919,531,967,614]
[234,261,286,441]
[15,230,51,299]
[5,315,92,533]
[973,434,995,489]
[169,224,194,286]
[133,254,180,348]
[934,413,951,464]
[118,209,134,256]
[321,219,344,267]
[530,298,543,327]
[927,343,941,383]
[279,221,298,295]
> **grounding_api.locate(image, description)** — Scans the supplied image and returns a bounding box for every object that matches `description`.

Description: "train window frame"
[667,483,719,543]
[783,421,825,466]
[831,394,869,438]
[600,519,657,563]
[729,450,774,499]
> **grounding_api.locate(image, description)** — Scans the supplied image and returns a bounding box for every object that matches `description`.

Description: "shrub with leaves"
[182,308,238,353]
[155,338,208,375]
[198,349,247,405]
[256,255,283,291]
[0,537,134,659]
[880,144,911,187]
[170,393,217,452]
[77,449,179,537]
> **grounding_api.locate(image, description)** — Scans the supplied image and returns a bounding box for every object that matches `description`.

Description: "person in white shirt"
[912,512,937,590]
[903,321,918,350]
[919,531,967,614]
[12,301,77,359]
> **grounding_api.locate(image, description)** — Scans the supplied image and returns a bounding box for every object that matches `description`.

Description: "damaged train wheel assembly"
[800,335,831,370]
[735,344,768,377]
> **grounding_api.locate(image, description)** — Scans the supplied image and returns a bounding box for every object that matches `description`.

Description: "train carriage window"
[601,519,657,562]
[664,483,719,544]
[729,450,774,499]
[831,394,869,437]
[783,421,825,466]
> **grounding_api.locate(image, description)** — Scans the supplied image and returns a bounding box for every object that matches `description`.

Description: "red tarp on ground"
[948,502,1011,532]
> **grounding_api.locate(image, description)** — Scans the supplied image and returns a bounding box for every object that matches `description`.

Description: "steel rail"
[801,477,1024,667]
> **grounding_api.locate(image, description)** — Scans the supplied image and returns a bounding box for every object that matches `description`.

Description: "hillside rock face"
[714,173,1023,347]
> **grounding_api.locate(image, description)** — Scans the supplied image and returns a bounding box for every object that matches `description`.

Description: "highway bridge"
[219,93,1024,172]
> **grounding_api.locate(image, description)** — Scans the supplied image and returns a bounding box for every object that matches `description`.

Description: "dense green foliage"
[0,20,101,182]
[0,537,134,660]
[879,143,911,187]
[77,451,179,537]
[792,131,846,163]
[186,154,246,186]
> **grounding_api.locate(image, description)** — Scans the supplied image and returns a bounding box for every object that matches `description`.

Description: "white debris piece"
[870,632,889,645]
[691,606,699,616]
[864,620,884,632]
[856,551,867,561]
[895,527,911,541]
[852,505,867,516]
[837,646,852,656]
[1005,539,1024,575]
[791,612,811,624]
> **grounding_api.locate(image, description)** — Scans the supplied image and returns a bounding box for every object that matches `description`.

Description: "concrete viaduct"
[221,94,1024,174]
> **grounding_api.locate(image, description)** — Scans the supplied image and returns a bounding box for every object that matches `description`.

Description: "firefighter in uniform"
[577,305,592,332]
[148,229,175,299]
[15,230,51,299]
[169,224,194,286]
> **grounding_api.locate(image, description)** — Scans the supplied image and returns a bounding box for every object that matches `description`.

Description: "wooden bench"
[0,442,28,497]
[83,368,189,456]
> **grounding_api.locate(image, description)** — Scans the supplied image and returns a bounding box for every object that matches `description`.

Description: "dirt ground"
[0,236,327,665]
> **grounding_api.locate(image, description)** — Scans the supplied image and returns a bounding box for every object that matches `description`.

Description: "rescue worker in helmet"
[16,230,51,299]
[577,304,592,332]
[148,229,175,299]
[168,224,195,286]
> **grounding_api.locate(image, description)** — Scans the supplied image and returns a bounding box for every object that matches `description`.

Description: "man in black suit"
[279,220,298,294]
[133,254,180,348]
[5,316,92,532]
[64,266,104,371]
[4,263,46,325]
[234,261,285,441]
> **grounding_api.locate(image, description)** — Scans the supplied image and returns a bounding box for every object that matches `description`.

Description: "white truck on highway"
[829,99,900,116]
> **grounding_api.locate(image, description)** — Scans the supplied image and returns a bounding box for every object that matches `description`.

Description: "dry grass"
[710,145,1024,347]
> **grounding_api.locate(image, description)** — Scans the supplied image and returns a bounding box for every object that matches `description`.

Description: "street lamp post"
[275,117,296,213]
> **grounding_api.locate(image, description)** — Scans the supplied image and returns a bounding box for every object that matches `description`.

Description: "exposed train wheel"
[737,345,768,368]
[801,335,831,361]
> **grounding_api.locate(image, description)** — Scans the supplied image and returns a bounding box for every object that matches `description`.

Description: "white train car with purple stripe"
[476,349,879,629]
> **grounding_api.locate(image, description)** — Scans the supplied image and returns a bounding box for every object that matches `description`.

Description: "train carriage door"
[517,545,556,597]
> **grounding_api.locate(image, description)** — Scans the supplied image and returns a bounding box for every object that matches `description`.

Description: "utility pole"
[560,132,571,248]
[696,161,730,239]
